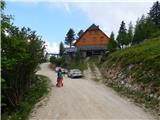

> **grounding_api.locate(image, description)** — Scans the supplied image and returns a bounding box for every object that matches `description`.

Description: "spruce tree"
[59,42,64,57]
[127,22,133,45]
[108,32,117,51]
[116,21,127,48]
[149,1,160,28]
[74,50,81,64]
[132,15,158,45]
[132,15,145,45]
[77,29,84,38]
[65,28,75,48]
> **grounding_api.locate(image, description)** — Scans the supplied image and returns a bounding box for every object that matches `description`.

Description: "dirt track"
[29,63,156,120]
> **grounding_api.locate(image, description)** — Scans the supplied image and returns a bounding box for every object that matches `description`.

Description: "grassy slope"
[104,36,160,86]
[100,37,160,114]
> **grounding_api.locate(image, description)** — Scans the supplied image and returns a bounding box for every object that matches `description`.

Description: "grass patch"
[89,62,96,72]
[88,56,100,72]
[103,36,160,86]
[68,62,87,71]
[67,57,88,72]
[1,75,50,120]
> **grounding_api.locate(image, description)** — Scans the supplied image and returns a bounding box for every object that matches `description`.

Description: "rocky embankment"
[100,63,160,116]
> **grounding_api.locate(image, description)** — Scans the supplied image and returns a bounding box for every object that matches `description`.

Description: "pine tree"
[1,0,5,10]
[127,22,133,45]
[149,1,160,28]
[116,21,127,48]
[59,42,64,57]
[77,29,84,38]
[108,32,117,51]
[65,28,75,48]
[145,17,159,38]
[50,56,57,64]
[132,15,145,45]
[132,15,158,45]
[74,49,81,64]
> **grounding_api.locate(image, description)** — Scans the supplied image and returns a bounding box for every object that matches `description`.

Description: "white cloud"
[46,2,71,14]
[64,3,70,13]
[73,2,153,36]
[45,41,59,53]
[44,1,155,37]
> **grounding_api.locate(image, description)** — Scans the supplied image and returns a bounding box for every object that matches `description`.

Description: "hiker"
[56,68,63,87]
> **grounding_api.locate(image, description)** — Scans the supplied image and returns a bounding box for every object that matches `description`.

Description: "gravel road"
[29,63,156,120]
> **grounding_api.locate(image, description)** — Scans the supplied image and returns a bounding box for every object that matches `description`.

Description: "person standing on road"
[56,68,63,87]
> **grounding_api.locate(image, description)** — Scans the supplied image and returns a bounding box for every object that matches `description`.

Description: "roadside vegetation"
[1,1,49,119]
[2,75,50,120]
[50,50,87,71]
[87,56,99,72]
[67,50,87,71]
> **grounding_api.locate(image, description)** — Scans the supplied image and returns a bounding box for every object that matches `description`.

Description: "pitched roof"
[74,24,109,46]
[87,24,99,30]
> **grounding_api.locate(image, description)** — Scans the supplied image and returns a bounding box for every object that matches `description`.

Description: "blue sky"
[4,1,90,53]
[4,0,156,53]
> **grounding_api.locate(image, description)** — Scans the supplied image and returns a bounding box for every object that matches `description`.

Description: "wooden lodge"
[74,24,109,57]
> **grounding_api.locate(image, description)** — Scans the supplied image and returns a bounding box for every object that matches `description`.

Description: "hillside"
[100,36,160,114]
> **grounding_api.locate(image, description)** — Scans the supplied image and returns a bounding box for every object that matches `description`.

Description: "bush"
[1,75,50,120]
[50,56,57,64]
[1,1,47,115]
